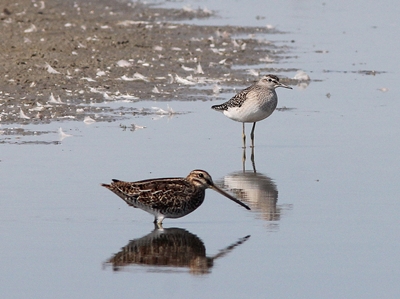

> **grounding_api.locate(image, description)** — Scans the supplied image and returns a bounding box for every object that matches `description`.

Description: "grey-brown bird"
[212,74,292,148]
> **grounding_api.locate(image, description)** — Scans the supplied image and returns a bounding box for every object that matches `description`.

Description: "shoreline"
[0,0,294,130]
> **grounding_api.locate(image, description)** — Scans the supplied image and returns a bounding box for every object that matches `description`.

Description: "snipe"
[102,169,250,224]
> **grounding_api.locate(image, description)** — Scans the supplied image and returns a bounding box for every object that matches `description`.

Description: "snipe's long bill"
[211,74,292,148]
[101,169,250,224]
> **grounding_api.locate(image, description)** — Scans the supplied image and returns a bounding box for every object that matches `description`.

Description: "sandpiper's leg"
[242,123,246,148]
[251,146,256,173]
[242,147,246,172]
[250,122,256,148]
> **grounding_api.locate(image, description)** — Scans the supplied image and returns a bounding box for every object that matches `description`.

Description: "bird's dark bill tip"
[280,83,293,89]
[229,199,251,211]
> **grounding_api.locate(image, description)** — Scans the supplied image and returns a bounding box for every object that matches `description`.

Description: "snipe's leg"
[250,122,256,148]
[242,122,246,148]
[154,222,164,230]
[153,216,164,227]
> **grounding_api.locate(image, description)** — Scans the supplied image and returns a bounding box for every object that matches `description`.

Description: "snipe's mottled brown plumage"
[101,169,250,224]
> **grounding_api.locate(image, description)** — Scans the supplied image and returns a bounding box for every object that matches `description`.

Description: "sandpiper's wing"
[211,84,257,111]
[212,85,254,110]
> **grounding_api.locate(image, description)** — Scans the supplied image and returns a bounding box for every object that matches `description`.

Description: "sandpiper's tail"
[211,103,228,111]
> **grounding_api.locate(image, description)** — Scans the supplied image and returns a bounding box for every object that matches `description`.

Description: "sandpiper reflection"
[242,146,257,173]
[234,148,292,226]
[219,171,281,222]
[104,227,250,275]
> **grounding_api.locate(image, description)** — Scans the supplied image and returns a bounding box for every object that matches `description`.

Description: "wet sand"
[0,0,295,127]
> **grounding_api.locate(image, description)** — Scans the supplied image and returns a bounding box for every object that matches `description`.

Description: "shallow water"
[1,0,400,298]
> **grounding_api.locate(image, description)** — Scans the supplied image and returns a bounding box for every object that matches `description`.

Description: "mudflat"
[0,0,291,125]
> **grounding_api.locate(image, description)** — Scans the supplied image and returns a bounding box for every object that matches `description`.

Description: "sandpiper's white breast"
[223,89,277,123]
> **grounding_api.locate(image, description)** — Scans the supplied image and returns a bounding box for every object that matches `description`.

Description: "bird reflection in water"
[103,227,250,275]
[242,146,257,173]
[221,171,280,222]
[219,147,292,228]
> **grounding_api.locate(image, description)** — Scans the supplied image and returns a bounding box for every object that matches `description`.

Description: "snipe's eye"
[268,78,273,82]
[198,173,204,178]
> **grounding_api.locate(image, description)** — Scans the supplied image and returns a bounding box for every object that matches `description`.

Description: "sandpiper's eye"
[198,173,204,178]
[268,78,272,82]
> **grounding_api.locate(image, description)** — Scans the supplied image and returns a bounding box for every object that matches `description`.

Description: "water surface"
[1,0,399,298]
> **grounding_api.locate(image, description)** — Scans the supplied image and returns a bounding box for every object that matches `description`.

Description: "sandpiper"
[211,74,292,147]
[102,169,250,224]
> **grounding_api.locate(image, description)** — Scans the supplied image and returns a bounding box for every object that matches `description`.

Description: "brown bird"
[102,169,250,224]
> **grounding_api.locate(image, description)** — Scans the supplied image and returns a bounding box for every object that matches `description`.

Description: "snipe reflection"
[104,227,250,275]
